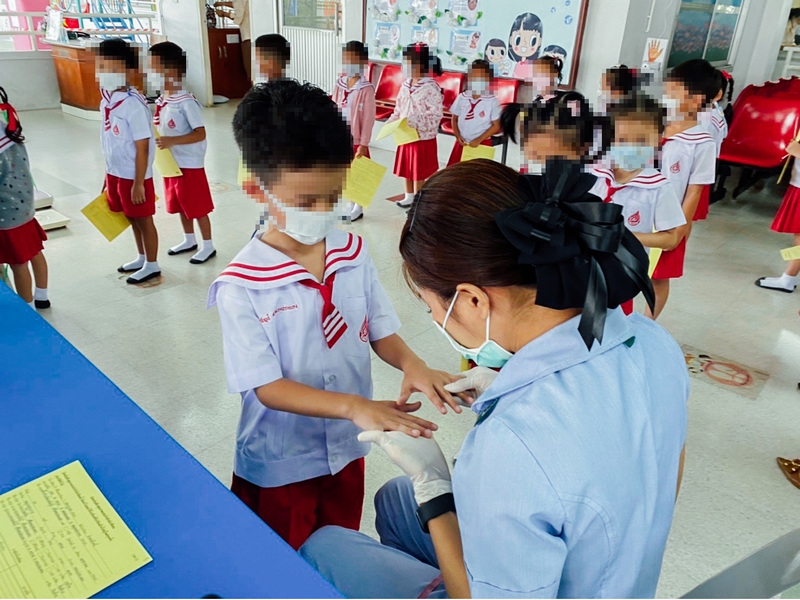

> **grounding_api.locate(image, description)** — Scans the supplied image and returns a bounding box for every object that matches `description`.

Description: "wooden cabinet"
[208,27,251,99]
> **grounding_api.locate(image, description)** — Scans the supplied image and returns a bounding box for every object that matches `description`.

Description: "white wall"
[159,0,213,105]
[0,51,60,110]
[573,0,632,96]
[734,0,791,88]
[250,0,279,39]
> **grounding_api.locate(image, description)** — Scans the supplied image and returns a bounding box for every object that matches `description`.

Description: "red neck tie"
[341,88,352,108]
[604,179,622,203]
[153,97,165,126]
[299,271,348,349]
[464,99,480,121]
[103,97,126,131]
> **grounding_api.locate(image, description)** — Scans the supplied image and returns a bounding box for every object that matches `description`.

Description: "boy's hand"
[131,182,146,205]
[156,136,173,150]
[350,398,438,438]
[398,360,461,415]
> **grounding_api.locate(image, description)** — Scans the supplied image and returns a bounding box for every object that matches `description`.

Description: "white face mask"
[97,72,127,91]
[526,160,545,175]
[147,72,165,94]
[469,79,489,95]
[270,194,344,245]
[662,95,681,121]
[343,63,362,78]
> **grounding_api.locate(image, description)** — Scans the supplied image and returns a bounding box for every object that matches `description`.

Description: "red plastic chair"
[435,71,466,130]
[366,62,376,84]
[492,77,520,107]
[374,63,404,120]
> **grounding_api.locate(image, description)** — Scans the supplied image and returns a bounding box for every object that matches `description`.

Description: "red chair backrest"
[435,71,466,111]
[492,78,520,106]
[720,95,800,169]
[366,62,376,84]
[375,64,404,102]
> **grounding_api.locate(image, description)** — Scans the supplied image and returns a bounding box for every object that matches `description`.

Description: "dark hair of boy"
[149,41,187,77]
[607,92,666,135]
[668,58,719,106]
[343,40,368,62]
[255,34,291,65]
[501,90,612,164]
[470,59,492,77]
[0,87,24,144]
[605,65,637,96]
[403,42,443,76]
[97,38,138,70]
[232,79,353,187]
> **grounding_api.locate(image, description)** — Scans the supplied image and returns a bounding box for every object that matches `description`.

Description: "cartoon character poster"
[447,28,481,66]
[412,25,439,50]
[373,23,402,59]
[446,0,481,27]
[484,38,511,77]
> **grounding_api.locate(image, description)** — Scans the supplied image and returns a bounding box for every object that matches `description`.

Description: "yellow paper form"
[0,461,152,599]
[460,144,496,162]
[154,147,182,178]
[237,156,249,187]
[342,157,387,209]
[648,247,662,278]
[81,192,131,242]
[376,118,420,146]
[781,244,800,261]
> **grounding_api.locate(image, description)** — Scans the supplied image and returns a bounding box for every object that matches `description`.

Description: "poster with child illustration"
[365,0,588,86]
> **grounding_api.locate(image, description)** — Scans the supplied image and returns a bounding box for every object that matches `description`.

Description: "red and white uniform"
[699,104,728,157]
[447,91,501,166]
[772,160,800,234]
[389,78,443,181]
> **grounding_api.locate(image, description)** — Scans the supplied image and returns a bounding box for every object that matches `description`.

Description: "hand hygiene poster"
[367,0,587,84]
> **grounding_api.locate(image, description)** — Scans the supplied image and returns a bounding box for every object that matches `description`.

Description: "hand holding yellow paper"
[461,144,496,162]
[0,461,152,599]
[376,118,420,146]
[342,157,387,209]
[781,244,800,261]
[81,191,131,242]
[153,132,182,178]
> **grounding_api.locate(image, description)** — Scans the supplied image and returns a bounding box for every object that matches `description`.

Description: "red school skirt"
[652,237,687,280]
[771,184,800,234]
[693,185,710,221]
[0,217,46,265]
[394,138,439,181]
[230,457,365,551]
[164,168,214,220]
[447,137,492,167]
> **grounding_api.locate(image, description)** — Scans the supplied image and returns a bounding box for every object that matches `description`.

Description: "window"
[282,0,340,32]
[668,0,745,67]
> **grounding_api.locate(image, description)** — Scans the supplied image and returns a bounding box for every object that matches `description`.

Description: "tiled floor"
[13,100,800,597]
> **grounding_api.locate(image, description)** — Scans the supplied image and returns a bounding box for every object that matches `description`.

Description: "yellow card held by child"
[648,247,662,278]
[343,156,387,209]
[461,144,496,162]
[376,118,420,146]
[81,191,131,242]
[0,461,152,599]
[237,155,250,187]
[781,244,800,261]
[153,132,182,178]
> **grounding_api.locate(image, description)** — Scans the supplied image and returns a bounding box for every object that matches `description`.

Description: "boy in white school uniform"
[593,94,686,316]
[96,38,160,285]
[149,41,216,264]
[447,59,501,166]
[207,80,459,551]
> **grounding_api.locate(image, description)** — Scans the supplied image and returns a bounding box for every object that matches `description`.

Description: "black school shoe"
[126,270,161,285]
[34,299,51,309]
[167,244,198,256]
[189,250,217,264]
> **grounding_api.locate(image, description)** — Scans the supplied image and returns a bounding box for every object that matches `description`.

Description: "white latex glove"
[358,430,452,505]
[444,367,499,405]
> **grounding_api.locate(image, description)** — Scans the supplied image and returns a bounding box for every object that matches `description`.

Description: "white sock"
[28,301,35,309]
[759,272,799,291]
[170,233,197,253]
[404,192,415,202]
[121,254,146,271]
[34,287,48,301]
[128,260,161,282]
[191,239,216,262]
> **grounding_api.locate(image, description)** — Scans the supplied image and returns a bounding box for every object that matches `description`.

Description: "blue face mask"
[433,291,514,369]
[609,143,655,171]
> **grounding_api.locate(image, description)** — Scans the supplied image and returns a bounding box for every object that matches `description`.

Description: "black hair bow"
[495,159,654,349]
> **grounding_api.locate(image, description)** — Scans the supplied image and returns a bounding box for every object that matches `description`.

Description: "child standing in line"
[595,94,686,315]
[447,59,501,166]
[209,80,459,551]
[148,41,216,264]
[332,40,375,222]
[649,59,717,318]
[96,39,160,285]
[0,86,50,309]
[755,139,800,293]
[597,65,638,114]
[388,43,443,208]
[253,34,291,84]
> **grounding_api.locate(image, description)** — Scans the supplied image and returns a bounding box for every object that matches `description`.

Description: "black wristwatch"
[416,493,456,533]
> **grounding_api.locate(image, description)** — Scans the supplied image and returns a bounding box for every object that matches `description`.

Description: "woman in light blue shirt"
[300,157,689,598]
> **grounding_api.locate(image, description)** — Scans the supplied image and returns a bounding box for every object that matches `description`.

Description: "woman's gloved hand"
[358,431,452,505]
[444,367,499,406]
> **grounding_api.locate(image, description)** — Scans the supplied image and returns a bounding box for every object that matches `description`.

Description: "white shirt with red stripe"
[698,104,728,157]
[592,168,686,242]
[154,91,207,169]
[449,91,501,143]
[99,88,155,180]
[660,125,716,205]
[207,229,402,488]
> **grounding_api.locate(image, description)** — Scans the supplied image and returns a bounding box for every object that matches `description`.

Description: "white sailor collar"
[593,167,669,189]
[404,77,438,91]
[336,75,374,93]
[157,90,200,106]
[666,124,714,145]
[207,229,366,306]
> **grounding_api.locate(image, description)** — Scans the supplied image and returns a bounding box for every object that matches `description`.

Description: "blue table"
[0,285,341,598]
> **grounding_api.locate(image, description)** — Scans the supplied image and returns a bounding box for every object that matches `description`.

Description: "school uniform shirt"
[592,167,686,241]
[660,125,716,205]
[454,310,689,598]
[154,91,207,169]
[698,104,728,157]
[388,78,444,141]
[100,89,155,180]
[332,75,376,147]
[450,91,501,143]
[207,229,402,488]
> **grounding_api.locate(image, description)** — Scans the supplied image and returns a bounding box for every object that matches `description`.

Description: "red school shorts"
[652,237,687,280]
[693,185,710,221]
[0,218,47,265]
[164,168,214,220]
[105,175,156,219]
[231,457,365,551]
